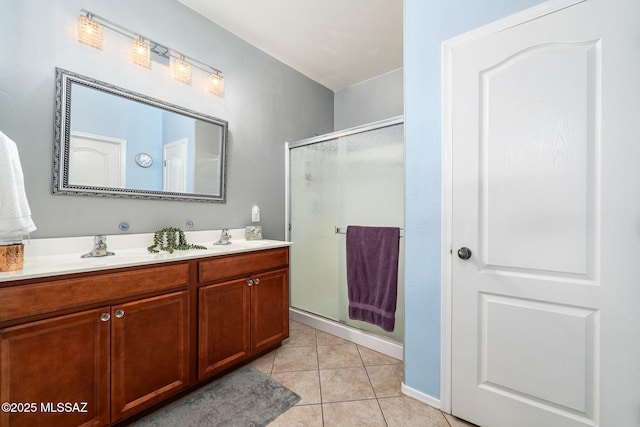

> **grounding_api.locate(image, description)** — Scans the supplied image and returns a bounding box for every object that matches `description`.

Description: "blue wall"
[71,84,164,190]
[403,0,544,399]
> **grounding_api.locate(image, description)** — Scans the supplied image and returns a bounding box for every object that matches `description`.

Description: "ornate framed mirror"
[53,68,228,202]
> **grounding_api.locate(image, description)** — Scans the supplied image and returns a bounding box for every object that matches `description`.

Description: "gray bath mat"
[131,365,300,427]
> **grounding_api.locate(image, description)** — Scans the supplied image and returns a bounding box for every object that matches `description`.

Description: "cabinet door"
[0,308,110,427]
[198,278,250,380]
[111,291,189,422]
[251,268,289,354]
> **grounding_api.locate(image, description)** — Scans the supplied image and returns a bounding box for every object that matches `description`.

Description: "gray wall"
[0,0,333,239]
[334,68,403,130]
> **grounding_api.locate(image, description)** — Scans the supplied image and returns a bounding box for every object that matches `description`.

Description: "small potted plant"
[147,227,207,254]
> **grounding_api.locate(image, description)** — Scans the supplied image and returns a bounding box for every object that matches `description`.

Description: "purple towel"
[346,226,400,332]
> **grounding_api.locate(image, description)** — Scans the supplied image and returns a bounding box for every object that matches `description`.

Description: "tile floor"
[250,320,476,427]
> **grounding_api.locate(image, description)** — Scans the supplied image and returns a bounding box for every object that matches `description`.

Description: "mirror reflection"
[53,68,228,202]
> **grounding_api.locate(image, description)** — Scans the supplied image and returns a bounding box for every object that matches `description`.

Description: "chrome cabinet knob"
[100,313,110,322]
[115,309,125,318]
[457,247,472,260]
[247,279,254,286]
[253,278,260,285]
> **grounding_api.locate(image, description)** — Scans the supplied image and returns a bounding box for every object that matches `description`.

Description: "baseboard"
[289,308,403,360]
[400,382,442,410]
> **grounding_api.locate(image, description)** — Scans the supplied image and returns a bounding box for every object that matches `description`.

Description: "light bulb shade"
[131,39,151,69]
[172,58,192,85]
[77,16,103,49]
[208,74,224,96]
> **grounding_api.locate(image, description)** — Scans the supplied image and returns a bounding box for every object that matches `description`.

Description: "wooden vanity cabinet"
[197,248,289,380]
[198,278,251,378]
[0,247,290,426]
[0,291,189,427]
[110,290,190,422]
[250,268,290,354]
[0,263,190,427]
[0,307,111,427]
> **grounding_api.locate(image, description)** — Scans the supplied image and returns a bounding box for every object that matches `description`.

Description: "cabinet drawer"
[198,248,288,283]
[0,263,189,323]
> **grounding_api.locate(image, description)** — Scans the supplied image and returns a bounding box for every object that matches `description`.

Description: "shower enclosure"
[286,117,404,344]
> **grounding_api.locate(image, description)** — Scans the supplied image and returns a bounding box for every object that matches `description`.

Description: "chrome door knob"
[253,278,260,285]
[115,309,125,318]
[457,247,472,260]
[247,279,254,286]
[100,313,110,322]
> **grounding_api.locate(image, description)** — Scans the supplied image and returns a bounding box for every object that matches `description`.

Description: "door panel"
[0,308,110,427]
[251,268,289,354]
[198,279,251,379]
[480,42,598,276]
[111,291,190,422]
[449,0,640,426]
[480,294,597,415]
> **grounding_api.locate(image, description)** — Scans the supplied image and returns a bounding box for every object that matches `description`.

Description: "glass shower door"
[289,122,404,342]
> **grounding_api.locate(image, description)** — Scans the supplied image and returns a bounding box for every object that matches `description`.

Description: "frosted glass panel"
[289,123,404,342]
[290,139,341,320]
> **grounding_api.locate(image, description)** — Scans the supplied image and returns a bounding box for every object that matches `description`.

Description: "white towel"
[0,130,37,241]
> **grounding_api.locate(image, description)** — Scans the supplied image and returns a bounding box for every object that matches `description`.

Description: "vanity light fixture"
[76,9,224,96]
[131,37,151,69]
[208,72,225,96]
[172,56,192,85]
[77,14,103,49]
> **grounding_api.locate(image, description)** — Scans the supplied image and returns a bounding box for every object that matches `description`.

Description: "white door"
[163,138,187,192]
[69,131,126,187]
[447,1,640,426]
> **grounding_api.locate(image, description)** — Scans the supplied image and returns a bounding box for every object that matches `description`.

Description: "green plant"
[147,227,207,253]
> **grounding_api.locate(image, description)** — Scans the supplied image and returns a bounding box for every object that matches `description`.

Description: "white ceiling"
[177,0,403,92]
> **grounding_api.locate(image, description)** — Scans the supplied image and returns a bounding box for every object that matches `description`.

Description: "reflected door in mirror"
[163,139,187,193]
[69,131,126,188]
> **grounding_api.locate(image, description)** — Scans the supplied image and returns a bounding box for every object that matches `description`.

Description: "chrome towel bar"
[334,226,404,237]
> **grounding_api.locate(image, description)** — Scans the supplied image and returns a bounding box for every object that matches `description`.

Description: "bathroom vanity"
[0,231,290,426]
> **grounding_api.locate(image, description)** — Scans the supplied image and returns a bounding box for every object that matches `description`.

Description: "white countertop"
[0,229,292,283]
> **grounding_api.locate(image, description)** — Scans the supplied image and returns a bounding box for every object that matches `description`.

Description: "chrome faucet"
[214,228,232,245]
[82,235,115,258]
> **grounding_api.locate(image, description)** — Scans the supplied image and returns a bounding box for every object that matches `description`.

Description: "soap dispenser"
[246,205,263,240]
